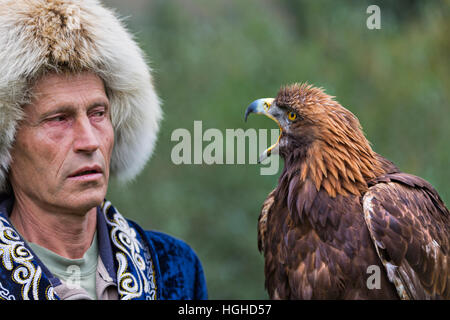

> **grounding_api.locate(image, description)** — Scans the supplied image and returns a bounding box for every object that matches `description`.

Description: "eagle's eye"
[263,102,271,111]
[287,111,297,121]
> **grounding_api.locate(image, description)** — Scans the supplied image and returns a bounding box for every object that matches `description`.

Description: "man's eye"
[90,109,106,118]
[48,115,66,122]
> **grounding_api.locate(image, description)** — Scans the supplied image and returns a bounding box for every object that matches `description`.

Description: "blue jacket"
[131,223,208,300]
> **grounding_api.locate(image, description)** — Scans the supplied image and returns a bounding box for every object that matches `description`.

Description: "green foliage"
[105,0,449,299]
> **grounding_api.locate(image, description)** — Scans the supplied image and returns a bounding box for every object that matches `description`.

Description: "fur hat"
[0,0,162,191]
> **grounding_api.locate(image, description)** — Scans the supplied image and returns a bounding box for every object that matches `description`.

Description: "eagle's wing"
[363,173,449,299]
[258,189,276,253]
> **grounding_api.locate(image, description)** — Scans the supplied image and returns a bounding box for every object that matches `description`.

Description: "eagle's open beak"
[245,98,282,163]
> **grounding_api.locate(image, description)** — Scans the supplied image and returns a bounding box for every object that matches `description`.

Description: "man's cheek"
[106,128,115,166]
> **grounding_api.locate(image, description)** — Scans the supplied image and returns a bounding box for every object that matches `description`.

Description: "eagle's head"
[245,83,388,197]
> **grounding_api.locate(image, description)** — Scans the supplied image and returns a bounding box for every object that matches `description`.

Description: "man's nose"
[73,116,100,153]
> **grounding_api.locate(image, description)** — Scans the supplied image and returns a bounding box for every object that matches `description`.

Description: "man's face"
[9,72,114,215]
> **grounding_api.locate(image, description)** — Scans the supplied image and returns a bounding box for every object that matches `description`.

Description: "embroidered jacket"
[0,195,208,300]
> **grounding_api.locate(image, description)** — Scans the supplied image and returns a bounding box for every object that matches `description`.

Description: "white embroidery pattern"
[142,246,157,300]
[103,201,156,300]
[0,216,56,300]
[0,281,15,300]
[46,286,57,300]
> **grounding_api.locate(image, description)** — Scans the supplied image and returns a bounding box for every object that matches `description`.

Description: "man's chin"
[62,188,107,215]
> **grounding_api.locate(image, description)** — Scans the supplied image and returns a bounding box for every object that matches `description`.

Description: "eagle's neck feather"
[284,137,385,199]
[308,140,385,197]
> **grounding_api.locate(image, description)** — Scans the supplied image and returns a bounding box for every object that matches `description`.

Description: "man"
[0,0,207,300]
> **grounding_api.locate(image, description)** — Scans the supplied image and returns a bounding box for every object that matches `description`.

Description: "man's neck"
[9,196,97,259]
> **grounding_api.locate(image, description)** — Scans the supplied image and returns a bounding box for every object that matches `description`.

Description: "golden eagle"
[245,83,449,299]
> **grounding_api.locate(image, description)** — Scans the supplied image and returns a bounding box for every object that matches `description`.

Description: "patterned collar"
[0,195,160,300]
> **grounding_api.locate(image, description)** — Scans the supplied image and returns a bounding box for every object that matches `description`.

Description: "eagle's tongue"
[258,136,280,164]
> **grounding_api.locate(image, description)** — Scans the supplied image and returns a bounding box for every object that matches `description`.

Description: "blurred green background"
[104,0,449,299]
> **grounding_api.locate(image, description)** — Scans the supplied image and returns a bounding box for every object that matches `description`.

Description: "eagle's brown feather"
[257,83,449,299]
[258,189,275,253]
[364,173,449,299]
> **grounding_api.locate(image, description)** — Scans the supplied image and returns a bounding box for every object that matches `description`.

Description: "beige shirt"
[27,233,118,300]
[53,257,118,300]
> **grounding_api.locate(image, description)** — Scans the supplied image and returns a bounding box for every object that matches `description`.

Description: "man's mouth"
[68,165,103,180]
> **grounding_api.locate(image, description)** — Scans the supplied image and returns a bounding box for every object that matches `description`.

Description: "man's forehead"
[29,71,109,113]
